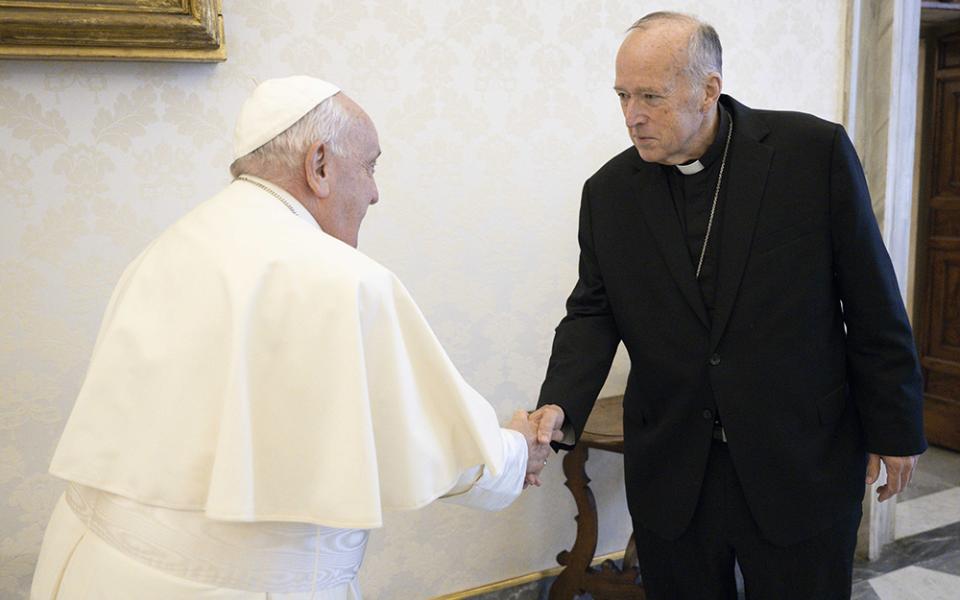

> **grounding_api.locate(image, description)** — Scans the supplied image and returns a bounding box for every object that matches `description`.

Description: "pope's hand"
[520,405,566,487]
[505,410,551,488]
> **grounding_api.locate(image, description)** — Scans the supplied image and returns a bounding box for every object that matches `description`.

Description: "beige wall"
[0,1,848,597]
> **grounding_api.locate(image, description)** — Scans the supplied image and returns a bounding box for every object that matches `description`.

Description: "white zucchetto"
[233,76,340,160]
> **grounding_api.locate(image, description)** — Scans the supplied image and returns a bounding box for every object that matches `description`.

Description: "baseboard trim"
[430,549,627,599]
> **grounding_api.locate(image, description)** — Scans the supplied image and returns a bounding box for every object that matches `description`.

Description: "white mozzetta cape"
[50,179,507,529]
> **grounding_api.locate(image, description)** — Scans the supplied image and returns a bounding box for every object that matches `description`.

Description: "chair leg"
[549,444,597,600]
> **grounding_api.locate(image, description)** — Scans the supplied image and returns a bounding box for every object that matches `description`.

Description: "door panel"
[918,29,960,451]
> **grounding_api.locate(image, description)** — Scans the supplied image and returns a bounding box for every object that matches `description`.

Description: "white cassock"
[31,176,528,600]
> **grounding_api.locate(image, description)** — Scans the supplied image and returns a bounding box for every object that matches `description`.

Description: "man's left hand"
[866,453,920,502]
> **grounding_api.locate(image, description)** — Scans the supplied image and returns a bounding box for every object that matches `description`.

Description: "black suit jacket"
[537,95,925,546]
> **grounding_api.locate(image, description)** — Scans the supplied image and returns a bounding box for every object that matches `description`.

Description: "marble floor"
[467,446,960,600]
[851,445,960,600]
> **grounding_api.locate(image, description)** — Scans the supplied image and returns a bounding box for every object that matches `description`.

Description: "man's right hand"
[529,404,566,445]
[505,410,550,487]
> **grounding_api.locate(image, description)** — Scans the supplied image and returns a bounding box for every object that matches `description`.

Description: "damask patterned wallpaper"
[0,1,847,597]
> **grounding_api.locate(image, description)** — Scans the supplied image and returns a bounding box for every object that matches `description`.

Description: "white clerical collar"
[676,160,705,175]
[236,174,321,232]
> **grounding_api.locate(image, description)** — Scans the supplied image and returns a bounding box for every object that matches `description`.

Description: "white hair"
[230,93,360,179]
[628,12,723,85]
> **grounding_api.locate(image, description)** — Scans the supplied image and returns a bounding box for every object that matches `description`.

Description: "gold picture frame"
[0,0,225,62]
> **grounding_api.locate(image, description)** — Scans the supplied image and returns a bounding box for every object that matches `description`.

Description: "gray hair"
[628,12,722,85]
[230,93,360,179]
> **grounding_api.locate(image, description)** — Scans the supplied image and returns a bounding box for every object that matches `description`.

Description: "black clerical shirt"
[663,104,732,324]
[663,104,732,428]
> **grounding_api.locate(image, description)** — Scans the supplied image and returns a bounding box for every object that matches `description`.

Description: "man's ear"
[305,140,331,198]
[702,73,722,112]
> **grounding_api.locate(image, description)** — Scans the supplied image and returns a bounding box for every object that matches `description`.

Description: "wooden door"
[916,26,960,451]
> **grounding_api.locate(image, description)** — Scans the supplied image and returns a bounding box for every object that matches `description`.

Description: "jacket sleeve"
[536,179,622,447]
[829,124,926,457]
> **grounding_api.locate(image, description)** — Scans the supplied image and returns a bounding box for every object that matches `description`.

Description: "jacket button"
[702,409,713,421]
[709,353,721,366]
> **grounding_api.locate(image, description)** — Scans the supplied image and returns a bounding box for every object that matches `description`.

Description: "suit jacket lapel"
[710,99,774,349]
[632,162,710,328]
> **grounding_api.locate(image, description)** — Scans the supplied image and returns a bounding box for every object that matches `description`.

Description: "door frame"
[843,0,924,561]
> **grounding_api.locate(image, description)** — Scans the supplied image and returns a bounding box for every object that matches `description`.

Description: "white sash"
[65,484,367,594]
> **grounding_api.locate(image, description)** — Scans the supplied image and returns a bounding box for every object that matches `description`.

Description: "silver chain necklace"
[695,120,734,280]
[235,175,298,216]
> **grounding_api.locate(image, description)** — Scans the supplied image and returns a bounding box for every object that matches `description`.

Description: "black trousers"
[633,440,861,600]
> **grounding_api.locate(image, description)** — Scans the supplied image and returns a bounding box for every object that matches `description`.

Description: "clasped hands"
[505,404,566,488]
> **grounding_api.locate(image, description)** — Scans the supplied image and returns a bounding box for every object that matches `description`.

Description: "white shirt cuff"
[441,428,526,511]
[560,423,575,446]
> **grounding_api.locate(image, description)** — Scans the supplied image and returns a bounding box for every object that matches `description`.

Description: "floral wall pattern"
[0,1,847,597]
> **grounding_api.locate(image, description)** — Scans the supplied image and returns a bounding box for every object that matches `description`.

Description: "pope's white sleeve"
[440,428,527,511]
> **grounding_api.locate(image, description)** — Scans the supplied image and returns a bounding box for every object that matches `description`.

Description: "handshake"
[505,404,566,488]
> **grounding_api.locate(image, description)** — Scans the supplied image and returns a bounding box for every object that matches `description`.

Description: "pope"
[30,76,552,600]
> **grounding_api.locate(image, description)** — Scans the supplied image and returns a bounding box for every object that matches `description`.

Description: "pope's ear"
[305,140,331,198]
